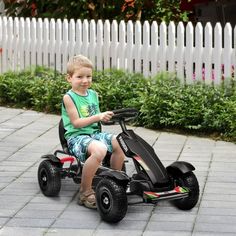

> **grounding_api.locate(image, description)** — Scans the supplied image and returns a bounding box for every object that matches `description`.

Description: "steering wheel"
[102,108,138,125]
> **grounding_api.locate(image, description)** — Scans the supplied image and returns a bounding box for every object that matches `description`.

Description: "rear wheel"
[96,178,127,223]
[172,172,199,210]
[38,159,61,197]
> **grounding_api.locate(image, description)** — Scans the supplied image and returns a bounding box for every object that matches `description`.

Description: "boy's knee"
[89,141,107,162]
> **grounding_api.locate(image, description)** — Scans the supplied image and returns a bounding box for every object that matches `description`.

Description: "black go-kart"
[38,108,199,223]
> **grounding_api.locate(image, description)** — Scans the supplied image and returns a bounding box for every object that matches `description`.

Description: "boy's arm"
[63,94,113,128]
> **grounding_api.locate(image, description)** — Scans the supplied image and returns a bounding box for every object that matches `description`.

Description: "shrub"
[0,66,236,142]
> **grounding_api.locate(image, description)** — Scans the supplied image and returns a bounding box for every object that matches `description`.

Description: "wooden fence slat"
[167,21,176,73]
[143,21,150,77]
[25,18,31,69]
[150,21,158,77]
[213,23,222,84]
[43,18,49,67]
[75,19,82,56]
[61,19,69,73]
[159,22,167,72]
[134,21,141,73]
[176,22,185,82]
[234,26,236,79]
[224,23,232,79]
[55,19,62,72]
[96,20,103,70]
[118,20,126,70]
[204,23,213,84]
[19,17,25,70]
[30,18,36,67]
[82,20,89,57]
[68,19,76,60]
[185,22,194,84]
[49,19,56,69]
[6,17,13,71]
[103,20,110,69]
[126,20,133,72]
[194,22,203,82]
[111,20,118,68]
[0,17,2,74]
[2,17,7,72]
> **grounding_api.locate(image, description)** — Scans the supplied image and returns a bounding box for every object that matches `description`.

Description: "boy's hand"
[99,111,114,122]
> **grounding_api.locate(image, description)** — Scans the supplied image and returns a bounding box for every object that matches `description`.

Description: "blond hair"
[67,55,93,76]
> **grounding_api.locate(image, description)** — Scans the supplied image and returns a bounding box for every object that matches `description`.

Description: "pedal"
[143,186,189,203]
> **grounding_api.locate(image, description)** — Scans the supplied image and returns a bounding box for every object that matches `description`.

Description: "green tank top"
[61,89,100,139]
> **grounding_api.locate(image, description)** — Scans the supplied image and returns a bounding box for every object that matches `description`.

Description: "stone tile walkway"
[0,106,236,235]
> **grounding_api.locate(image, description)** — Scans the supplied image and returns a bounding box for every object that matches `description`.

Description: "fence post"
[61,19,69,73]
[195,22,203,82]
[167,21,176,73]
[143,21,150,77]
[19,17,26,70]
[25,18,31,69]
[75,19,82,55]
[150,21,158,77]
[159,22,167,72]
[96,19,103,70]
[43,18,49,67]
[204,23,213,85]
[31,18,37,68]
[49,18,55,69]
[224,23,232,80]
[0,17,2,74]
[176,22,185,82]
[118,20,126,70]
[89,19,96,67]
[103,20,110,69]
[134,21,141,73]
[55,19,62,72]
[185,22,194,84]
[213,23,222,85]
[69,19,76,59]
[82,20,89,57]
[126,20,133,73]
[2,17,7,73]
[111,20,118,68]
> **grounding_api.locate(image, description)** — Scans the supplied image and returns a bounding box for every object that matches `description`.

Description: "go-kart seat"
[58,119,71,154]
[58,118,112,166]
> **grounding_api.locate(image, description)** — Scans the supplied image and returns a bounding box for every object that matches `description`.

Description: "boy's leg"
[80,140,107,194]
[110,137,125,170]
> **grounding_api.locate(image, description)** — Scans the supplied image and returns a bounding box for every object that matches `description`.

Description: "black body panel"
[117,130,170,185]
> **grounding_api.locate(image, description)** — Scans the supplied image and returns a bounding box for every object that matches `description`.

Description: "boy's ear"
[66,74,71,82]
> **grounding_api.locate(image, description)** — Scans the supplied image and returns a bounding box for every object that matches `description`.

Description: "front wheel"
[96,178,127,223]
[172,172,199,210]
[38,159,61,197]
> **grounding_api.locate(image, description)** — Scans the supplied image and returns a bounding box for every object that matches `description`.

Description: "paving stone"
[45,228,94,236]
[0,227,46,236]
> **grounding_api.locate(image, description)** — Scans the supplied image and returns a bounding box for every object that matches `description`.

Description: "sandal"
[77,189,97,209]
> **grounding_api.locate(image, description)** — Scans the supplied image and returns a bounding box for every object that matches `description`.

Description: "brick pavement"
[0,106,236,236]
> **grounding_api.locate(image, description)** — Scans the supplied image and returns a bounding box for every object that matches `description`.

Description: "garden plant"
[0,66,236,142]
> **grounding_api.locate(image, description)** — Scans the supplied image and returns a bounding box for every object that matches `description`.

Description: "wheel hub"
[101,192,111,210]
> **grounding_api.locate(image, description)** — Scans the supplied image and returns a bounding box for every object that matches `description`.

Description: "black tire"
[38,160,61,197]
[96,178,127,223]
[172,172,199,210]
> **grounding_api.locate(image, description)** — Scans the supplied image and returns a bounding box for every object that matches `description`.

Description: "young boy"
[61,55,125,209]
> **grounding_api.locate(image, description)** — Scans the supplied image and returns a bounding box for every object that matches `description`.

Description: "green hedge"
[0,66,236,141]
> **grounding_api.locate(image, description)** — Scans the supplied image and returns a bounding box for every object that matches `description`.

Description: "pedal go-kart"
[38,108,199,223]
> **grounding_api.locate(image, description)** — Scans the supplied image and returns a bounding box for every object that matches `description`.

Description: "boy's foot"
[77,189,97,209]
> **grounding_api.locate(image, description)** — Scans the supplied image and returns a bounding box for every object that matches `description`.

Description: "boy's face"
[67,66,92,93]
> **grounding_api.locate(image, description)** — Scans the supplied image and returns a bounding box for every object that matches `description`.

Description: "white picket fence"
[0,16,235,84]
